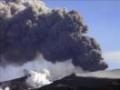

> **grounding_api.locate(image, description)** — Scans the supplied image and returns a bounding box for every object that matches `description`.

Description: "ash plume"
[0,0,109,89]
[0,0,107,71]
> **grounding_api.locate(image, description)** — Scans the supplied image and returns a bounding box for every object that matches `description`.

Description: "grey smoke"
[0,0,107,72]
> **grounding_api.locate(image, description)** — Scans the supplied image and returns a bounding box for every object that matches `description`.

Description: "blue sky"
[44,0,120,69]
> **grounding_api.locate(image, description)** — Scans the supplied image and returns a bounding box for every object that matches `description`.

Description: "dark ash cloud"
[0,0,108,71]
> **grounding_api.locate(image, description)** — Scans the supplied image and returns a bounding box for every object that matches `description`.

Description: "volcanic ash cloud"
[0,0,108,87]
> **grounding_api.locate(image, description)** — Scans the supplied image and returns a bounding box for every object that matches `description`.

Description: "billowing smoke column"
[0,0,108,88]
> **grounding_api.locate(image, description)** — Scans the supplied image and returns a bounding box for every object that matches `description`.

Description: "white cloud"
[103,51,120,61]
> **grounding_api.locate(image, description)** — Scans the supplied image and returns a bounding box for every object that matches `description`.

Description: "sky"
[44,0,120,69]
